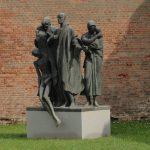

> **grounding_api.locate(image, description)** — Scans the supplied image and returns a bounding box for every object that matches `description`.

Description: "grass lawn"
[0,121,149,150]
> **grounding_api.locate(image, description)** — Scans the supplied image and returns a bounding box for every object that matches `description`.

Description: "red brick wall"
[0,0,149,123]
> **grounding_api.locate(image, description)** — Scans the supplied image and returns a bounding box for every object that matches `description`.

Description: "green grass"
[0,121,149,150]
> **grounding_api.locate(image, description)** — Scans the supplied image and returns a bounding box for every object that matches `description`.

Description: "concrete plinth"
[26,106,110,139]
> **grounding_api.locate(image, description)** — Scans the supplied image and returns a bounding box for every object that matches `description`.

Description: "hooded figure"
[81,20,103,106]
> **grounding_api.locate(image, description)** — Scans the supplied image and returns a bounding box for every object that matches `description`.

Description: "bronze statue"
[55,13,84,107]
[81,20,103,106]
[32,16,103,127]
[32,17,61,126]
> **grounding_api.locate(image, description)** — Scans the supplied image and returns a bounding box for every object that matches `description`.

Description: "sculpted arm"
[33,61,41,79]
[81,27,103,45]
[81,33,98,45]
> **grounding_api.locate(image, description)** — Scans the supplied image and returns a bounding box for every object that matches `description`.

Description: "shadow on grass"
[0,133,26,139]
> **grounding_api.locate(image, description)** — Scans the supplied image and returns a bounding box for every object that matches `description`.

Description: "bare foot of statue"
[56,119,61,127]
[84,102,92,107]
[69,102,75,107]
[60,103,67,107]
[93,100,100,107]
[65,101,71,107]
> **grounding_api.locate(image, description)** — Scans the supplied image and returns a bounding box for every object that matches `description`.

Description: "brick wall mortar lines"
[0,0,149,122]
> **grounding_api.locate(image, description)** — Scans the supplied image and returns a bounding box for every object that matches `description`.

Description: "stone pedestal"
[26,106,110,139]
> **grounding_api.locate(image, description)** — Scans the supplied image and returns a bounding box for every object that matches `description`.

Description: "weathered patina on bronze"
[32,15,103,125]
[32,17,61,126]
[55,13,84,107]
[81,20,103,106]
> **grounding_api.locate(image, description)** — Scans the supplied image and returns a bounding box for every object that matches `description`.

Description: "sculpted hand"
[53,34,59,39]
[96,32,101,39]
[83,46,89,53]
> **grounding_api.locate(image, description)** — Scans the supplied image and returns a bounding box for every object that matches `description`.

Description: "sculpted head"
[87,20,96,34]
[57,13,66,24]
[41,16,51,30]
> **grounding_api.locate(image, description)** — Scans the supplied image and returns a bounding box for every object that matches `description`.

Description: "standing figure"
[56,13,84,107]
[32,48,61,126]
[81,20,103,106]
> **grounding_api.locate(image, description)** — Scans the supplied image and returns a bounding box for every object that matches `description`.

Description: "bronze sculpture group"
[32,13,103,126]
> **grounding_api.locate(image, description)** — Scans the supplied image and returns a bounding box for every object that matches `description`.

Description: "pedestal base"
[26,106,110,139]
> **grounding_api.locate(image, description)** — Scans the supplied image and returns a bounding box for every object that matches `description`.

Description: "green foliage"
[0,121,149,150]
